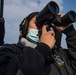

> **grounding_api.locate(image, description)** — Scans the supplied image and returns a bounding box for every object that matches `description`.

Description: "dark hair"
[19,12,39,40]
[26,12,39,23]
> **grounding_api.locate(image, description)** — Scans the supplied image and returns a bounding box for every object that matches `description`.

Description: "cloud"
[4,0,64,45]
[4,0,63,20]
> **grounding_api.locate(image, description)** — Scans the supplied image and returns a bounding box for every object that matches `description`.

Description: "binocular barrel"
[36,1,59,27]
[0,0,4,18]
[56,10,76,26]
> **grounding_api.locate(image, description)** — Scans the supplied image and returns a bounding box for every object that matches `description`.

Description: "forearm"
[63,25,76,72]
[20,43,51,75]
[35,43,52,59]
[63,25,76,51]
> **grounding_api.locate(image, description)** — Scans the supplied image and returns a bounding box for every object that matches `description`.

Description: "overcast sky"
[3,0,76,48]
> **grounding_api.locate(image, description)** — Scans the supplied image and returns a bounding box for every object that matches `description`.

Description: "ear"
[19,18,29,38]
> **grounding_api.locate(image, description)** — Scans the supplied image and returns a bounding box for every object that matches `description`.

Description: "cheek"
[29,23,37,29]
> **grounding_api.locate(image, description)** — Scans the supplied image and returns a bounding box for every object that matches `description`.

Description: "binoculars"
[36,1,76,50]
[36,1,76,27]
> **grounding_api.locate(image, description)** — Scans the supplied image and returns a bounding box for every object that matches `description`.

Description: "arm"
[20,43,51,75]
[56,13,76,73]
[57,23,76,73]
[62,25,76,72]
[0,25,56,75]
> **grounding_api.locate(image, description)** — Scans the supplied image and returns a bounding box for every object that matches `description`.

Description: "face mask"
[26,28,39,44]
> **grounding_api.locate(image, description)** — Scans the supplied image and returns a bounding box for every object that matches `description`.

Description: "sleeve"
[19,43,51,75]
[0,43,51,75]
[63,25,76,73]
[0,44,18,75]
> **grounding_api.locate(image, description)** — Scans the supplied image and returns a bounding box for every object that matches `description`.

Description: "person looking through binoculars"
[0,1,76,75]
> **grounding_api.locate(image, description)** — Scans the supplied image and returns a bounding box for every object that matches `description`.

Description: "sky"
[3,0,76,48]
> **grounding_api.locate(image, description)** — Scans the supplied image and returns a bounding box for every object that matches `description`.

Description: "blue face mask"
[26,28,39,44]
